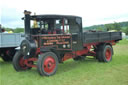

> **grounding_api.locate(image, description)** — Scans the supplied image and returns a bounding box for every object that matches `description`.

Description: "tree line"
[2,27,24,33]
[84,21,128,35]
[2,21,128,35]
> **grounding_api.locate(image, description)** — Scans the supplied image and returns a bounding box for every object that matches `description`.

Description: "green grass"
[117,39,128,45]
[0,39,128,85]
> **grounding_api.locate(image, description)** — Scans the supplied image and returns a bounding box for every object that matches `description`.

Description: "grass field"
[0,39,128,85]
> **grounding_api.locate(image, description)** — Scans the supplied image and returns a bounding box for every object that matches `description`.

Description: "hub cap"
[43,56,56,73]
[105,48,111,61]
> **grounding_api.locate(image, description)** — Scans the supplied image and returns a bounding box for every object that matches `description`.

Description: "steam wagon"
[13,10,122,76]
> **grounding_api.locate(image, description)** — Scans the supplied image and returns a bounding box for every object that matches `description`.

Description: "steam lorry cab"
[12,10,122,76]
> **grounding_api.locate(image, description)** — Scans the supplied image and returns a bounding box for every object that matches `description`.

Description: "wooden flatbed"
[83,32,122,44]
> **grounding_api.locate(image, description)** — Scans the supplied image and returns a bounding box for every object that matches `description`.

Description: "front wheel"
[37,52,58,76]
[12,51,31,71]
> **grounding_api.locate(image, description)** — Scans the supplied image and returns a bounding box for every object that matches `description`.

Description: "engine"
[20,39,37,58]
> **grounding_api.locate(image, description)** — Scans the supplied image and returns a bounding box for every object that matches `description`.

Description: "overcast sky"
[0,0,128,28]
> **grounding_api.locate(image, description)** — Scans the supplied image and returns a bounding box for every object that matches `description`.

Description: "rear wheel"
[96,44,113,62]
[37,52,58,76]
[0,48,16,61]
[6,48,16,61]
[1,53,10,61]
[12,51,32,71]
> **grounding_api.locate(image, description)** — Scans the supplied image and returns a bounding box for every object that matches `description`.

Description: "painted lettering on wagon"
[42,35,71,46]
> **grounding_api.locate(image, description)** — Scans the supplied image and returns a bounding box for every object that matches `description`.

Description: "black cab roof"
[30,14,82,20]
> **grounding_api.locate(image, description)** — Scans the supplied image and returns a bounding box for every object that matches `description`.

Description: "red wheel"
[37,52,58,76]
[13,51,32,71]
[96,44,113,62]
[105,48,112,61]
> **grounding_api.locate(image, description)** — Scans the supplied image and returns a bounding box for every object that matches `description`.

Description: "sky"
[0,0,128,28]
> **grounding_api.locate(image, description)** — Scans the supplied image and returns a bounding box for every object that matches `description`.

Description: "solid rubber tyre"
[96,44,113,62]
[12,51,31,71]
[37,52,58,76]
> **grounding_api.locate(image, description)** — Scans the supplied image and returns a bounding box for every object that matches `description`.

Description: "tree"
[112,22,121,31]
[105,24,113,31]
[123,27,128,35]
[105,22,121,31]
[3,27,13,31]
[97,27,103,31]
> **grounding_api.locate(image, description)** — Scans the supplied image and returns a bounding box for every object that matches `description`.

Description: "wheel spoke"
[19,57,28,69]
